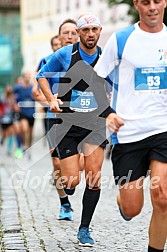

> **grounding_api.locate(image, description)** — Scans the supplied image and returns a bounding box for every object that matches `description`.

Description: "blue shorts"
[19,113,35,127]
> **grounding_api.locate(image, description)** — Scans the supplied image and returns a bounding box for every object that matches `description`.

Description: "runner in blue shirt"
[14,72,35,155]
[37,14,123,247]
[33,19,81,222]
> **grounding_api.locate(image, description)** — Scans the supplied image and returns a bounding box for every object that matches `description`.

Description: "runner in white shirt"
[94,0,167,251]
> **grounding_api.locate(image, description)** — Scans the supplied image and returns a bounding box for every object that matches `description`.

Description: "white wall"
[21,0,131,73]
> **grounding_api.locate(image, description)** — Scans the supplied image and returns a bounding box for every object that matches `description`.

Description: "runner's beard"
[80,37,99,50]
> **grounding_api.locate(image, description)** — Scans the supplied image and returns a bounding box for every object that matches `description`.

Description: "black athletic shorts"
[112,131,167,185]
[1,122,13,130]
[51,119,108,159]
[0,114,13,129]
[46,118,62,150]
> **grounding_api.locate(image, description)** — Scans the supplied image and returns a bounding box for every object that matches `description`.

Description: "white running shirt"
[94,23,167,144]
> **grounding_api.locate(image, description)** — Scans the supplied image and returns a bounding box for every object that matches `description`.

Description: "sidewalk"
[0,121,167,251]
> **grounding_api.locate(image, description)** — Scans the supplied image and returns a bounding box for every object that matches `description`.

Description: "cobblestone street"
[0,124,167,252]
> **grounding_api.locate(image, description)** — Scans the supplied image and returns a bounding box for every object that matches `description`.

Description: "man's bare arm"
[37,78,63,113]
[32,83,49,106]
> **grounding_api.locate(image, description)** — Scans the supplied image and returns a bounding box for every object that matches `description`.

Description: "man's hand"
[106,113,124,133]
[49,94,63,113]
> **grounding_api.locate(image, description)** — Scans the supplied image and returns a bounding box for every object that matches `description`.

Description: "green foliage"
[107,0,167,25]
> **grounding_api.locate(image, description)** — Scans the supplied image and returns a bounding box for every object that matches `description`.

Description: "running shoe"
[77,227,94,247]
[64,187,75,195]
[119,207,132,221]
[57,203,73,221]
[14,148,23,159]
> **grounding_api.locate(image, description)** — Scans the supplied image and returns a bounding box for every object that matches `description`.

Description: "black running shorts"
[51,121,108,159]
[46,118,62,150]
[112,131,167,185]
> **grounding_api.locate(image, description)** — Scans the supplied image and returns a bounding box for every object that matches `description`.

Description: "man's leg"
[52,157,73,221]
[77,144,104,247]
[19,119,29,149]
[117,178,144,219]
[28,126,33,148]
[13,120,23,151]
[60,153,81,189]
[112,142,145,220]
[148,160,167,251]
[61,154,84,195]
[47,120,76,220]
[56,154,82,220]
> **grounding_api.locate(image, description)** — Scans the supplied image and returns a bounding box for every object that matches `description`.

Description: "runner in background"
[14,72,36,159]
[0,85,20,155]
[33,19,81,221]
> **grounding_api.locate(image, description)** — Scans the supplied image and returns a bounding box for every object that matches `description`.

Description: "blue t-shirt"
[14,85,35,118]
[37,44,99,118]
[37,44,99,84]
[37,53,56,118]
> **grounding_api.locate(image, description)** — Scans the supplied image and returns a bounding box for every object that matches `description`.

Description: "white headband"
[77,15,101,29]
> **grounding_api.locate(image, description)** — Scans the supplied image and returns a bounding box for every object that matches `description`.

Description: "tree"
[107,0,167,25]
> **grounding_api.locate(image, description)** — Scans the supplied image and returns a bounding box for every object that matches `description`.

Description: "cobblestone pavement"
[0,132,167,252]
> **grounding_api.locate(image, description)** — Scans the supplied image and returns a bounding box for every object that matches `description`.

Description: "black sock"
[148,245,164,252]
[79,184,101,229]
[60,196,70,206]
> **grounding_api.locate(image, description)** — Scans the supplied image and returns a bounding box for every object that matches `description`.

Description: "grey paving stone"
[4,244,27,250]
[5,251,27,252]
[1,135,167,252]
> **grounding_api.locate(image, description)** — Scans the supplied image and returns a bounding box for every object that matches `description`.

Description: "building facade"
[0,0,22,91]
[20,0,130,72]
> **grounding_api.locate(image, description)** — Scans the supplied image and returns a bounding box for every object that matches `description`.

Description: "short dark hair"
[58,18,77,34]
[50,35,59,46]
